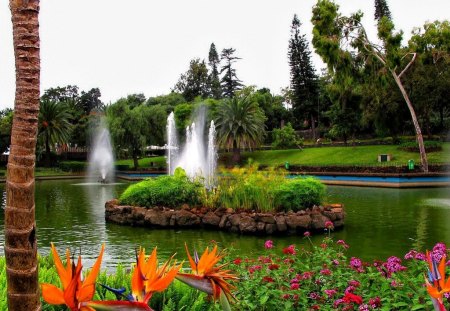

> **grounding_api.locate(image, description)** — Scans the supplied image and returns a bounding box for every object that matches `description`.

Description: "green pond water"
[1,179,450,268]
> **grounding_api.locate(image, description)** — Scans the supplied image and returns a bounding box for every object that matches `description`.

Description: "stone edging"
[105,200,345,235]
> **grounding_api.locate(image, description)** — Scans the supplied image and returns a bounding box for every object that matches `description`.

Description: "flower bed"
[105,200,344,235]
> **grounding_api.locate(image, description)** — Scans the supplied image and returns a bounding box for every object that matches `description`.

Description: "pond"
[0,179,450,268]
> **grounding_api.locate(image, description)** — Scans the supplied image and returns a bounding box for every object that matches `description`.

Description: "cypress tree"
[288,14,319,138]
[374,0,392,22]
[208,43,222,99]
[220,48,243,98]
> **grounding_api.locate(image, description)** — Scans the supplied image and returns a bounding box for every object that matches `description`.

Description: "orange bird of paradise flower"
[424,251,450,311]
[82,247,181,311]
[176,244,237,310]
[41,243,105,311]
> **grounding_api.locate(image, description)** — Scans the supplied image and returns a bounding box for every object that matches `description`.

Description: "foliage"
[208,43,222,99]
[374,0,392,22]
[220,48,243,98]
[217,165,324,212]
[58,161,87,172]
[119,171,203,207]
[38,100,73,166]
[0,108,13,155]
[398,141,443,153]
[288,14,319,134]
[230,238,446,310]
[107,95,167,168]
[174,103,194,133]
[174,58,211,101]
[272,123,303,149]
[273,177,325,212]
[251,88,292,132]
[215,93,266,163]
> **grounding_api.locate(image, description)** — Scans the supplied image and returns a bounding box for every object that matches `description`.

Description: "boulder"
[256,214,276,224]
[239,216,257,233]
[265,224,277,234]
[311,214,330,230]
[275,215,287,232]
[202,212,221,226]
[285,214,311,230]
[144,209,171,227]
[174,210,200,226]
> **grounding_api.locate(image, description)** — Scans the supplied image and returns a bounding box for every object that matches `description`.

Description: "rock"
[174,210,200,226]
[322,211,337,221]
[256,214,276,224]
[219,215,229,228]
[310,214,329,230]
[285,215,311,230]
[144,209,171,227]
[228,214,241,227]
[239,216,256,233]
[226,208,234,214]
[256,222,265,232]
[265,224,277,234]
[230,225,239,233]
[131,207,146,225]
[275,215,287,232]
[202,212,221,226]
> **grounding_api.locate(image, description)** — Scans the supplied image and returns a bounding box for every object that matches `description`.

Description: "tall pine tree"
[208,43,222,99]
[288,14,319,139]
[374,0,392,22]
[220,48,243,98]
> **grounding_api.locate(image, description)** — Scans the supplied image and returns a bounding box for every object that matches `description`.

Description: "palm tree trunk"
[391,71,429,172]
[5,0,41,310]
[232,141,241,164]
[45,132,50,167]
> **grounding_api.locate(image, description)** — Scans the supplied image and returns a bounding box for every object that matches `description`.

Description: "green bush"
[58,161,87,172]
[272,123,303,149]
[273,177,325,212]
[398,140,442,152]
[119,168,203,208]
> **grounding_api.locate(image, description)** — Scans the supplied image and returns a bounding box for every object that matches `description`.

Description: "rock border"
[105,200,345,235]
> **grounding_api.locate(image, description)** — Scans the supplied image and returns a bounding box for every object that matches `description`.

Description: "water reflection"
[0,181,450,269]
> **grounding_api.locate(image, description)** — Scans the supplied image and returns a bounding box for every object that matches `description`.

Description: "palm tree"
[6,0,41,310]
[215,95,266,163]
[38,100,73,166]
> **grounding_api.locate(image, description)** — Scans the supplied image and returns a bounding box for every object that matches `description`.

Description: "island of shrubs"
[119,165,326,213]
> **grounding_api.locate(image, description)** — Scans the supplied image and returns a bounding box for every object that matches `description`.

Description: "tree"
[41,85,79,105]
[38,100,73,166]
[208,43,222,99]
[174,58,210,101]
[0,109,13,155]
[79,87,104,115]
[220,48,243,98]
[107,96,167,169]
[374,0,392,22]
[288,14,319,139]
[215,93,266,163]
[6,0,41,310]
[311,0,429,171]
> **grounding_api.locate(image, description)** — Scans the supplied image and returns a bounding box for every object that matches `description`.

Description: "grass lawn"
[115,156,166,169]
[240,143,450,167]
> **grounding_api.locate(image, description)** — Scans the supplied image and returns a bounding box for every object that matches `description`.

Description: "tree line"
[0,0,448,171]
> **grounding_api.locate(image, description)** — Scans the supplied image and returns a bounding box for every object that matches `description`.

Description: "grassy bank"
[240,143,450,167]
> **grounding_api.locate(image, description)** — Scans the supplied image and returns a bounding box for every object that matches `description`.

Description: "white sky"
[0,0,449,108]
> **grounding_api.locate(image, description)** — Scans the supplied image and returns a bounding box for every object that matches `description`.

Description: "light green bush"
[273,177,326,212]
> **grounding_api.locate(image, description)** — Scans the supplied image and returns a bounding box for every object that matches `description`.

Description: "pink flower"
[248,265,262,274]
[304,231,311,237]
[368,297,382,308]
[324,289,338,298]
[283,244,296,255]
[262,276,274,283]
[332,259,340,266]
[343,292,363,305]
[320,269,332,276]
[268,264,280,270]
[264,240,274,249]
[325,220,334,229]
[337,240,349,249]
[290,283,300,290]
[310,292,320,300]
[282,294,290,299]
[233,258,242,265]
[348,280,360,287]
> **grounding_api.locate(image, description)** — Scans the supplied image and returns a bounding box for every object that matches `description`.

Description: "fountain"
[87,120,115,183]
[166,107,217,188]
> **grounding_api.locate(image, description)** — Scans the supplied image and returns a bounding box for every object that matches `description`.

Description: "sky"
[0,0,449,109]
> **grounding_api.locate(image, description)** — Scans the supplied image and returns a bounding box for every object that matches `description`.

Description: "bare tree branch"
[398,52,417,79]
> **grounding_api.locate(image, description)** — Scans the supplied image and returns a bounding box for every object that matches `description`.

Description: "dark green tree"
[38,100,73,166]
[374,0,392,22]
[79,88,104,115]
[147,92,186,113]
[174,58,210,101]
[220,48,243,98]
[41,85,79,105]
[311,0,429,171]
[208,43,222,99]
[0,108,13,155]
[215,93,266,163]
[107,96,166,169]
[288,14,319,139]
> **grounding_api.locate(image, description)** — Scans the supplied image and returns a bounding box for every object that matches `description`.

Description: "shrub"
[398,140,442,152]
[58,161,86,172]
[119,169,203,208]
[273,177,325,212]
[272,123,303,149]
